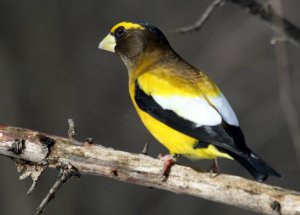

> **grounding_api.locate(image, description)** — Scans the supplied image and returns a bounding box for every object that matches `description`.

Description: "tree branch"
[230,0,300,48]
[173,0,300,48]
[171,0,226,33]
[271,0,300,168]
[36,164,79,215]
[0,124,300,215]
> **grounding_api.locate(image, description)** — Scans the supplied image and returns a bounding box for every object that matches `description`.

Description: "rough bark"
[0,124,300,215]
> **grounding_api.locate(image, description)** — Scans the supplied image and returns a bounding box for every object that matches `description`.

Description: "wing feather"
[134,80,245,156]
[152,95,222,127]
[206,94,239,126]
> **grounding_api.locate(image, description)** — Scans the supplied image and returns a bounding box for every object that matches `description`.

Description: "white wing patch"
[208,93,239,126]
[152,95,222,127]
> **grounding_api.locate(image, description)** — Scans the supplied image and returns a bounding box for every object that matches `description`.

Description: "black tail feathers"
[230,152,281,182]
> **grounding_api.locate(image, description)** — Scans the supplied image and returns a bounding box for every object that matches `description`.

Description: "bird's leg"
[209,158,220,177]
[158,154,179,178]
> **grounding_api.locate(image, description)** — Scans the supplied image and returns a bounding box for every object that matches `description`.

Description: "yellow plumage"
[99,21,281,181]
[128,62,232,159]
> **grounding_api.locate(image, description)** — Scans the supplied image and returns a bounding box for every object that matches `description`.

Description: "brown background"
[0,0,300,214]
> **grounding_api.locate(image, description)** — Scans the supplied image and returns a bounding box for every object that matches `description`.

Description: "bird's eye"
[115,26,126,39]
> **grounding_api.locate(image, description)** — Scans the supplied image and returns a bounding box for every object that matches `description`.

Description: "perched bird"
[99,21,281,181]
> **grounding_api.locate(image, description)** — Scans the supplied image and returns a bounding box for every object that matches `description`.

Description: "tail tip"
[255,171,281,182]
[250,153,281,182]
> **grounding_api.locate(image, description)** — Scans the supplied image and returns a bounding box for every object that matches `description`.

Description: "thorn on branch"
[85,138,93,143]
[141,142,149,155]
[68,118,76,139]
[84,137,93,148]
[36,163,80,215]
[67,119,84,145]
[9,139,25,154]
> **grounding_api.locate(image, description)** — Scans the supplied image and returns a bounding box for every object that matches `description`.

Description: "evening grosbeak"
[98,21,281,181]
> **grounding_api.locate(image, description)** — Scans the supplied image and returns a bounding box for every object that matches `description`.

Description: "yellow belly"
[136,106,232,160]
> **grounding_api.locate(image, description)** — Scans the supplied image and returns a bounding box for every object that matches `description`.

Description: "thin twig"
[271,0,300,168]
[171,0,226,33]
[36,165,78,215]
[0,124,300,214]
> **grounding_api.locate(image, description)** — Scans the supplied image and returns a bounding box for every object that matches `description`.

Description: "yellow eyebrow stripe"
[110,22,145,33]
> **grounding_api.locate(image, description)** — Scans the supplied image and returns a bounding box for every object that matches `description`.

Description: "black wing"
[134,81,248,156]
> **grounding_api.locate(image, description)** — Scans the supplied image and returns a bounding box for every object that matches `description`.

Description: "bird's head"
[99,21,172,70]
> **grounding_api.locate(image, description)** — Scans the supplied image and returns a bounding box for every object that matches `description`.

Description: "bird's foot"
[209,158,220,178]
[158,154,178,179]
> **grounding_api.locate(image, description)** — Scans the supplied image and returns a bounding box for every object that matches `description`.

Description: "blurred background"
[0,0,300,214]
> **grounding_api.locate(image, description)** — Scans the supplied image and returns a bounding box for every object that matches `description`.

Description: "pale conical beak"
[98,33,116,52]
